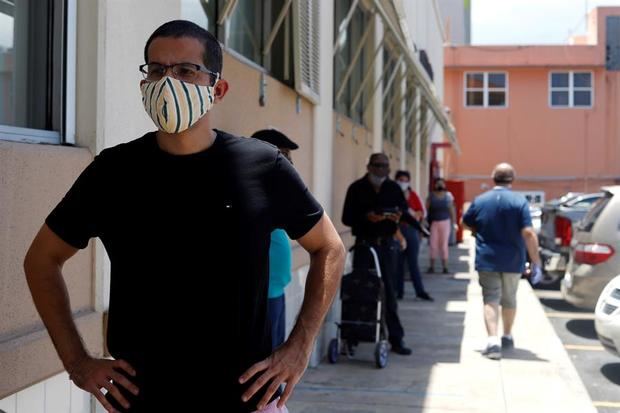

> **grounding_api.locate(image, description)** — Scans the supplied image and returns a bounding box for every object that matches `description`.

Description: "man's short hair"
[368,153,388,165]
[492,163,516,184]
[144,20,223,75]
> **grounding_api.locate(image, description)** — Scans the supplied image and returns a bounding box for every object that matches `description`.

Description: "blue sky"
[472,0,620,44]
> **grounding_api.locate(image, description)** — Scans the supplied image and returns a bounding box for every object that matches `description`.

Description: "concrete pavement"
[288,235,596,413]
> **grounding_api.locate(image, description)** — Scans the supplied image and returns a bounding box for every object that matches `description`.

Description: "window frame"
[181,0,296,88]
[332,0,373,127]
[548,71,594,109]
[463,71,508,109]
[0,0,73,145]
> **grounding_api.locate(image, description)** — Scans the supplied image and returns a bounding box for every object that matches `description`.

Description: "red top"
[407,190,425,216]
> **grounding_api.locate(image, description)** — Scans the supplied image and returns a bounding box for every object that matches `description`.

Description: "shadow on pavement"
[290,241,471,412]
[500,347,549,362]
[565,319,597,340]
[600,363,620,386]
[539,297,591,313]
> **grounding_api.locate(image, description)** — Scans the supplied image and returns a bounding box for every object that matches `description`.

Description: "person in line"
[427,178,457,274]
[24,20,345,413]
[342,153,414,355]
[251,128,299,349]
[394,170,433,301]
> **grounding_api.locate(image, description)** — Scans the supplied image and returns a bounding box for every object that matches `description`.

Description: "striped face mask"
[140,76,217,134]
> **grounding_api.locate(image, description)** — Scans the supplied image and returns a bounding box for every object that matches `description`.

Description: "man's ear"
[213,79,229,103]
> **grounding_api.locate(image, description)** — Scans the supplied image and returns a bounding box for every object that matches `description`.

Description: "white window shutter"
[293,0,320,104]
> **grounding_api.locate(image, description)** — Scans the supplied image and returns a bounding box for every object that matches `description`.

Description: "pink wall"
[444,7,620,202]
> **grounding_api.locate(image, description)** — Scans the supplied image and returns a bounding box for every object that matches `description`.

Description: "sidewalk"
[288,235,596,413]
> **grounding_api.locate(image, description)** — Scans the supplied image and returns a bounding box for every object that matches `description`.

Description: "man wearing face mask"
[23,20,345,413]
[342,153,413,355]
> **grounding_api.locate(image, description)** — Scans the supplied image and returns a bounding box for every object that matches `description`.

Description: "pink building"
[443,7,620,202]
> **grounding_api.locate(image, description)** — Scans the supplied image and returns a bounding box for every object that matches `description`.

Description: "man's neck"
[155,116,216,155]
[494,184,512,190]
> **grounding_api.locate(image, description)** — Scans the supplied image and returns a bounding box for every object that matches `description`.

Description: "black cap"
[251,129,299,150]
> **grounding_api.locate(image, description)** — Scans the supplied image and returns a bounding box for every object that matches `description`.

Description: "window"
[333,0,372,125]
[0,0,66,143]
[549,71,593,108]
[606,16,620,71]
[181,0,295,87]
[464,72,507,108]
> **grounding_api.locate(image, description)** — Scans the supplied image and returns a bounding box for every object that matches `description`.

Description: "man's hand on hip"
[239,339,312,410]
[69,356,138,413]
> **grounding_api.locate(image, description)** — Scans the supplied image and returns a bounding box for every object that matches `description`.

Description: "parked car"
[539,192,603,282]
[529,204,542,234]
[562,187,620,309]
[595,275,620,357]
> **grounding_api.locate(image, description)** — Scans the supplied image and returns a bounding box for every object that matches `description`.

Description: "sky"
[472,0,620,45]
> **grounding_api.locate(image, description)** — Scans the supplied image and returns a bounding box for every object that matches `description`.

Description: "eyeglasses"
[139,62,219,85]
[370,162,390,168]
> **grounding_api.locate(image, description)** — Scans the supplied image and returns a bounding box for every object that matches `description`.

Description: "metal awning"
[373,0,460,154]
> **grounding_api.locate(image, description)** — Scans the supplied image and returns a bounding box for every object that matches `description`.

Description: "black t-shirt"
[46,130,323,412]
[341,175,409,239]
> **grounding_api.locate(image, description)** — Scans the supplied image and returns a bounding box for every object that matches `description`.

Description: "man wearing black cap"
[251,129,299,350]
[342,153,413,355]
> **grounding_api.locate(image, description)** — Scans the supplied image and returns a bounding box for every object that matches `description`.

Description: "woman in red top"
[394,171,433,301]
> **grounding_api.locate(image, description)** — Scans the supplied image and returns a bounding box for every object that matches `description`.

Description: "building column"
[312,0,335,215]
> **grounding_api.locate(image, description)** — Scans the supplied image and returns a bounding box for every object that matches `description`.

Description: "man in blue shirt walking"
[463,163,542,360]
[252,129,298,349]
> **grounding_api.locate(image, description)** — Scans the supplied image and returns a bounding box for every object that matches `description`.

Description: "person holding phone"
[342,153,415,355]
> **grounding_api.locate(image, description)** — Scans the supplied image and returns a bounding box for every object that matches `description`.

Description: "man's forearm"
[287,242,345,352]
[524,232,541,266]
[25,261,90,372]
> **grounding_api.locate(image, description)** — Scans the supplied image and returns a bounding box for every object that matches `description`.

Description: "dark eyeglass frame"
[369,162,390,168]
[139,62,220,85]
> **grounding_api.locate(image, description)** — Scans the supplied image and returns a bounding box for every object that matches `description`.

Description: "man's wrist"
[64,351,91,375]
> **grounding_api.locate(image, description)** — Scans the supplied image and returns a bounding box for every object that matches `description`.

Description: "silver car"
[562,186,620,310]
[595,275,620,357]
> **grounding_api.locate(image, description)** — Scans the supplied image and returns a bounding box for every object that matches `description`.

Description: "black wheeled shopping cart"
[328,243,389,368]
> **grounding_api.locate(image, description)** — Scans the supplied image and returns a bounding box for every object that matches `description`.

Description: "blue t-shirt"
[268,229,293,298]
[463,187,532,273]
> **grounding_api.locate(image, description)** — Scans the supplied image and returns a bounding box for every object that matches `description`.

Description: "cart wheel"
[375,340,388,368]
[328,338,339,364]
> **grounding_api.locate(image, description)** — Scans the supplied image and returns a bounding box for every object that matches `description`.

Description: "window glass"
[0,0,63,136]
[466,91,483,106]
[181,0,217,35]
[574,90,591,106]
[488,91,506,106]
[466,73,483,88]
[551,91,569,106]
[228,0,262,63]
[573,72,591,88]
[333,0,370,126]
[488,73,505,88]
[551,73,569,88]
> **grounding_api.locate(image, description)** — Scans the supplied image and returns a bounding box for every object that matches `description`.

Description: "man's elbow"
[521,227,538,242]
